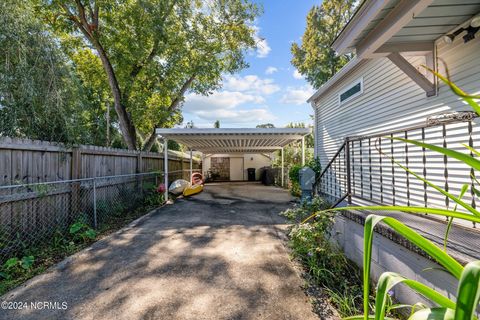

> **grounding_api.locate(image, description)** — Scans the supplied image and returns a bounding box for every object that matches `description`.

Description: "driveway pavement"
[1,182,321,320]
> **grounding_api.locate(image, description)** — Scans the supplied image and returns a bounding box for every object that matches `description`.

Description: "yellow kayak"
[183,183,203,197]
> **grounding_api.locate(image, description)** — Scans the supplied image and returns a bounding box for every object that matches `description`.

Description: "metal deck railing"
[314,111,479,228]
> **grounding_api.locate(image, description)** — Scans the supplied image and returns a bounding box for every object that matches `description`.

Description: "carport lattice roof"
[155,128,311,153]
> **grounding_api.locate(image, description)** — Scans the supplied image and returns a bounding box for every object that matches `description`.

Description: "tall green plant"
[305,72,480,319]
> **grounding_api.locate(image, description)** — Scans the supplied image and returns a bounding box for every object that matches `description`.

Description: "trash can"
[260,167,274,185]
[264,169,275,185]
[247,168,256,181]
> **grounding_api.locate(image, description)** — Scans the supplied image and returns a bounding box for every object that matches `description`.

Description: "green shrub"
[281,196,330,222]
[69,220,97,242]
[0,255,35,280]
[288,164,302,196]
[306,157,322,176]
[285,199,369,317]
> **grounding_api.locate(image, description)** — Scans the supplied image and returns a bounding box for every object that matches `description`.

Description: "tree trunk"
[62,2,138,150]
[94,43,137,149]
[143,127,158,152]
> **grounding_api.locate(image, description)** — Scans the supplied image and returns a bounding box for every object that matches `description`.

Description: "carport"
[155,128,311,198]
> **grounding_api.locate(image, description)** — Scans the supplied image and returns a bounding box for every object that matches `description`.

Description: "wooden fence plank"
[0,137,201,261]
[0,137,200,183]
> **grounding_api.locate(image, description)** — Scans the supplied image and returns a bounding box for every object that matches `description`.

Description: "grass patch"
[0,190,164,296]
[281,197,398,318]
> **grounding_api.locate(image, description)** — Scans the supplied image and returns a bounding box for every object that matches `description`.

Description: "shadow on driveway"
[1,183,322,320]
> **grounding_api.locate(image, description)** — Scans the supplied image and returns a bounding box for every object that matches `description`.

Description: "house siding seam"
[313,35,480,227]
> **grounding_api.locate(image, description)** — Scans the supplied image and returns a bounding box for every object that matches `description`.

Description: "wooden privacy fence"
[0,137,201,186]
[0,137,201,262]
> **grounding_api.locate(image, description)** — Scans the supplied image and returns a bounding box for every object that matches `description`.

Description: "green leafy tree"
[70,49,121,146]
[213,120,220,128]
[0,0,88,143]
[291,0,356,89]
[185,121,195,128]
[286,122,314,148]
[256,123,275,128]
[40,0,260,150]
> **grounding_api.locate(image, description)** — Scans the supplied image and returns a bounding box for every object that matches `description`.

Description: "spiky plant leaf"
[454,261,480,320]
[391,137,480,175]
[374,272,456,320]
[422,65,480,114]
[302,206,480,225]
[444,184,469,250]
[462,144,480,158]
[409,307,455,320]
[362,215,464,320]
[378,144,479,218]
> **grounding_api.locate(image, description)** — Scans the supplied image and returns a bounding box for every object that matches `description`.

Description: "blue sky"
[182,0,320,128]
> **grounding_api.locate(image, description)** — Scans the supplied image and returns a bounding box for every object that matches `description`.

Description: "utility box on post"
[299,167,315,203]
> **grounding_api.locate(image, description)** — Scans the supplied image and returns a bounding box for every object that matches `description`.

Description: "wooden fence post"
[181,158,186,180]
[71,148,82,224]
[136,152,143,173]
[136,152,143,194]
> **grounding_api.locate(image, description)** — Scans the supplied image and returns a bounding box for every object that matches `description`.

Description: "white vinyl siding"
[314,35,480,226]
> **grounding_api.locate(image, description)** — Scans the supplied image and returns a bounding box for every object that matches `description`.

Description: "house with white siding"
[308,0,480,307]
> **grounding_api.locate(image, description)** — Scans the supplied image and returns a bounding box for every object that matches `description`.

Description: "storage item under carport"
[183,183,203,196]
[247,168,256,181]
[168,179,190,195]
[260,167,275,186]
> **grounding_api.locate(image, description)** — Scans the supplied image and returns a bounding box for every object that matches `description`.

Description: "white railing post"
[164,138,169,202]
[301,136,305,166]
[281,147,284,187]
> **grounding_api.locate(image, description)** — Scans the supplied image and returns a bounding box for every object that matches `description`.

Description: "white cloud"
[184,91,263,112]
[280,85,315,105]
[223,75,280,95]
[182,73,280,125]
[195,108,276,123]
[293,69,303,80]
[257,39,271,58]
[252,26,271,58]
[265,66,278,75]
[183,90,275,124]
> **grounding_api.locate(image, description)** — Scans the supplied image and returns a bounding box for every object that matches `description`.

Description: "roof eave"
[156,128,311,136]
[332,0,389,55]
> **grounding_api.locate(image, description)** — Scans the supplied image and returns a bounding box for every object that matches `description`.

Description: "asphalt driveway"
[1,182,321,320]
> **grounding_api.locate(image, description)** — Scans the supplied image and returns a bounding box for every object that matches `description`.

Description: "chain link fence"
[0,170,199,263]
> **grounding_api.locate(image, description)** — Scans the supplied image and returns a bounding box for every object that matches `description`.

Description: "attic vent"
[339,78,363,104]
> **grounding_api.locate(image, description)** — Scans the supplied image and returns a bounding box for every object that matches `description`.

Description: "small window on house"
[339,78,363,104]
